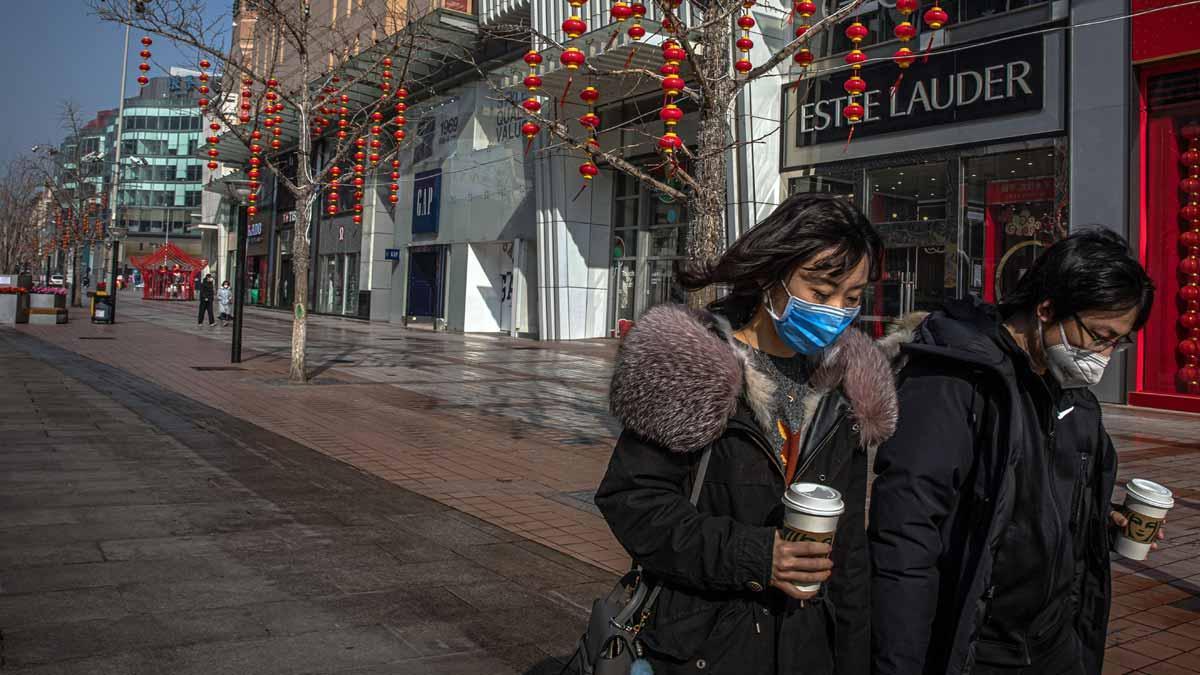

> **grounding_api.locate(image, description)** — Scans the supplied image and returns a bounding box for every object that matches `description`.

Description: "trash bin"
[90,291,113,324]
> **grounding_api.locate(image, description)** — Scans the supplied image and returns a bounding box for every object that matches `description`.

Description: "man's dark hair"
[999,228,1155,329]
[677,193,883,327]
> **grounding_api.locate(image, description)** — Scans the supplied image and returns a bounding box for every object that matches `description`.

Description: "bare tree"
[94,0,466,382]
[32,103,109,306]
[0,157,43,276]
[466,0,872,306]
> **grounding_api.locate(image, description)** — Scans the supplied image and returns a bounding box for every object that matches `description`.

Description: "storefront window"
[317,253,360,316]
[961,143,1067,304]
[609,169,689,329]
[861,160,956,335]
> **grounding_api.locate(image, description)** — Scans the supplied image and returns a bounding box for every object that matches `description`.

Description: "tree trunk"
[70,248,83,307]
[685,21,733,310]
[288,195,312,383]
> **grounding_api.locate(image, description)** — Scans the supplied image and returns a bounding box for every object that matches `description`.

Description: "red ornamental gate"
[130,243,208,301]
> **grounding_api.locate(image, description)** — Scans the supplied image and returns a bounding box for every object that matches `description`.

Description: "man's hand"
[1111,509,1167,552]
[770,532,833,601]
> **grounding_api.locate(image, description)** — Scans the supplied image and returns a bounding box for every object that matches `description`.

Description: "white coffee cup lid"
[1126,478,1174,509]
[782,482,844,515]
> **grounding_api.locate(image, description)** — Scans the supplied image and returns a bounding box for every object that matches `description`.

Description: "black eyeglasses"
[1073,314,1135,353]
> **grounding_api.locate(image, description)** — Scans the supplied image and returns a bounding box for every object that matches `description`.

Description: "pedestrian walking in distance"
[870,230,1160,675]
[217,280,233,327]
[597,194,897,675]
[197,274,216,327]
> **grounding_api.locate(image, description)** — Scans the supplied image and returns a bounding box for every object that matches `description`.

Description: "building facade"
[113,74,207,265]
[1128,0,1200,413]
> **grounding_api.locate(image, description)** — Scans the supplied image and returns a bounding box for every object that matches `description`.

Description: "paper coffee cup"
[780,483,844,592]
[1114,478,1174,561]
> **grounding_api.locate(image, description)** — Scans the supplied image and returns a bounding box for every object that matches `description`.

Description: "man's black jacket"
[870,299,1117,675]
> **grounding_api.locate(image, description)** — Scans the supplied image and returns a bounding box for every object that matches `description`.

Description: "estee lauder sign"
[791,34,1044,147]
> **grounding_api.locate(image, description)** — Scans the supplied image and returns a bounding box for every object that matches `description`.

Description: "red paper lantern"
[1182,256,1200,276]
[894,47,917,68]
[524,74,543,90]
[662,43,687,64]
[844,76,867,95]
[659,131,683,153]
[524,51,543,67]
[611,2,633,21]
[845,50,867,66]
[896,0,919,13]
[925,5,949,30]
[207,161,219,170]
[843,102,865,122]
[1183,312,1200,330]
[523,98,542,113]
[580,86,600,104]
[660,63,680,76]
[660,104,683,126]
[579,162,599,180]
[563,16,588,38]
[389,194,400,204]
[628,24,646,40]
[560,47,586,70]
[579,112,601,129]
[199,59,211,69]
[844,21,868,43]
[737,37,754,51]
[894,21,917,41]
[735,59,753,73]
[1182,285,1200,302]
[794,0,816,16]
[522,122,541,138]
[1183,123,1200,141]
[738,15,756,29]
[248,206,258,217]
[141,36,152,46]
[794,49,814,67]
[662,75,685,96]
[1182,177,1200,194]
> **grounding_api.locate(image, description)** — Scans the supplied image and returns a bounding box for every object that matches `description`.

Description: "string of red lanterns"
[579,85,600,180]
[793,1,815,69]
[841,20,868,124]
[239,77,253,124]
[198,59,220,171]
[923,3,949,57]
[892,0,918,77]
[353,137,367,225]
[1179,122,1200,394]
[659,39,686,156]
[391,85,408,207]
[327,166,342,217]
[735,0,755,75]
[628,2,647,40]
[521,51,543,146]
[137,37,152,87]
[265,78,283,150]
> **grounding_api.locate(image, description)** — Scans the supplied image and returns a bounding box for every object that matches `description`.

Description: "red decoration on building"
[137,37,152,87]
[628,2,647,40]
[1180,122,1200,394]
[842,22,868,123]
[735,2,755,75]
[893,0,918,72]
[521,51,543,146]
[793,1,815,68]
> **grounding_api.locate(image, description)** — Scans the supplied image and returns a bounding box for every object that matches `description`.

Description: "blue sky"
[0,1,228,164]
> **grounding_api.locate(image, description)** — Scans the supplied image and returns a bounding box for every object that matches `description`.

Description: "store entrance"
[861,161,957,336]
[406,247,443,319]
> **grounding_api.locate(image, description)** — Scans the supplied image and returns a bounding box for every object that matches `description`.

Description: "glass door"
[862,161,956,336]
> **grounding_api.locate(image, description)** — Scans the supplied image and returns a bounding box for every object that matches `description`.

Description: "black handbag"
[565,447,713,675]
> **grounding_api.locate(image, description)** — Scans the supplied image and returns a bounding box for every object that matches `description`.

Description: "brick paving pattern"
[0,331,609,673]
[6,292,1200,673]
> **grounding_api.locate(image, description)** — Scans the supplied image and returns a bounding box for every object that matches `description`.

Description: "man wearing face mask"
[870,229,1155,675]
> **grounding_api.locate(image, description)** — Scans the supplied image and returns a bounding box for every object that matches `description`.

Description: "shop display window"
[961,143,1068,305]
[317,253,360,316]
[609,167,689,331]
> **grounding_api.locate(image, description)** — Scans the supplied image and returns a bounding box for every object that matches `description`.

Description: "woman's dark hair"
[999,228,1155,328]
[677,193,883,327]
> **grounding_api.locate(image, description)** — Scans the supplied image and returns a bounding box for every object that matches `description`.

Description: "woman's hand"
[1111,509,1167,552]
[769,531,834,601]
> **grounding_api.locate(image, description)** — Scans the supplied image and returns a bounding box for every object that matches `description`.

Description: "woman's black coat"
[595,305,898,675]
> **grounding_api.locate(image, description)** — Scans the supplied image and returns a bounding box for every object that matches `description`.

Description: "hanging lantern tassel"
[923,4,950,63]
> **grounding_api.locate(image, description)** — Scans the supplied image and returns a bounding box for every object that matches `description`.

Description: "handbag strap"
[615,446,713,627]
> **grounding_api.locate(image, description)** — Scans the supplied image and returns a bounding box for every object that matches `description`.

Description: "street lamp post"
[215,180,253,363]
[106,11,132,323]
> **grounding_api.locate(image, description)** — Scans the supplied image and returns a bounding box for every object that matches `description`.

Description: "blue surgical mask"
[765,283,860,355]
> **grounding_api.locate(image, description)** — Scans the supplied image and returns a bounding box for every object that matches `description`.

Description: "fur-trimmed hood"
[609,305,898,453]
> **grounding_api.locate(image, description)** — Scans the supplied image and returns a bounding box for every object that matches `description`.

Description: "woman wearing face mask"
[870,229,1156,675]
[595,194,897,675]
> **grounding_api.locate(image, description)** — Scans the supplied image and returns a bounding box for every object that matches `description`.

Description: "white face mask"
[1040,321,1109,388]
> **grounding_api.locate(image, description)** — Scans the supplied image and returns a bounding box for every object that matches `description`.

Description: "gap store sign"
[791,34,1044,147]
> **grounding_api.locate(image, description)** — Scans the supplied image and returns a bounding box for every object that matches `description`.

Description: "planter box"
[28,307,67,325]
[0,294,30,324]
[30,293,67,310]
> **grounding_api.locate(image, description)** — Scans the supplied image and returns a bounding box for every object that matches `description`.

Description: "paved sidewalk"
[0,330,611,674]
[9,294,1200,674]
